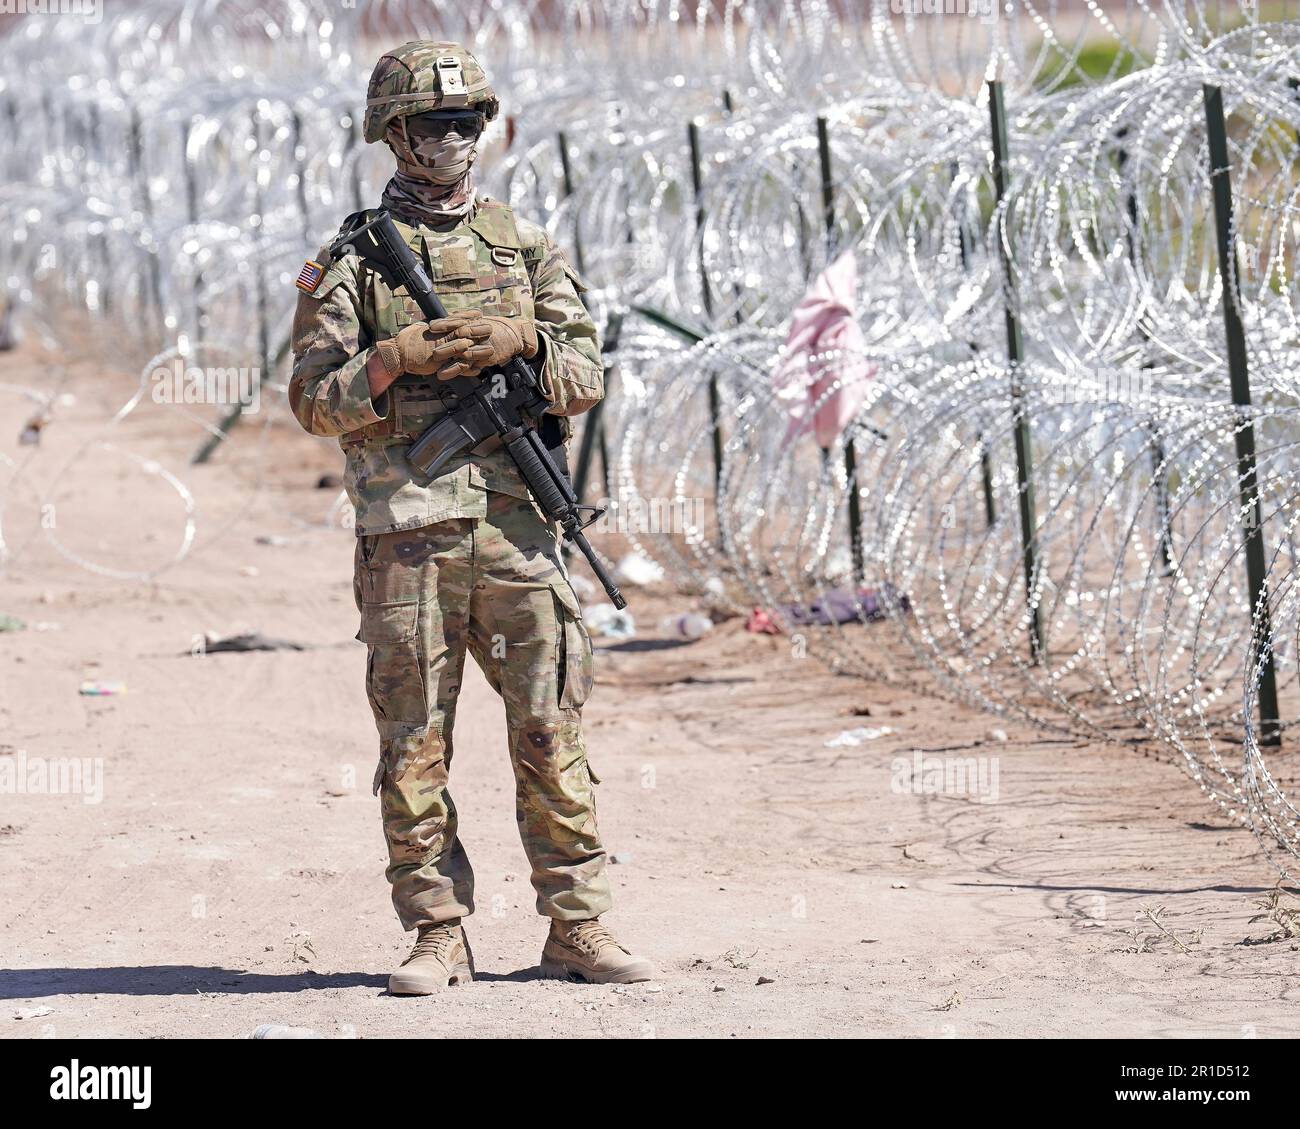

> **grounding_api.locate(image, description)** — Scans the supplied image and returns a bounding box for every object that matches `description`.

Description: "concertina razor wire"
[5,1,1300,871]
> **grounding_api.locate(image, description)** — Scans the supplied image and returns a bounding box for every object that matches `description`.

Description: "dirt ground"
[2,337,1299,1040]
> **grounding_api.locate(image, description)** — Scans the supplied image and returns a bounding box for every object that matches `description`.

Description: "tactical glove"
[375,310,493,378]
[436,314,538,381]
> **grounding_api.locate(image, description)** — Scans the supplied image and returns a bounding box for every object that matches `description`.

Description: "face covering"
[407,131,478,184]
[381,117,480,224]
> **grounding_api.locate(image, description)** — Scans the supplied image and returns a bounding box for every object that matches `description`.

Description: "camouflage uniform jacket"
[289,197,603,535]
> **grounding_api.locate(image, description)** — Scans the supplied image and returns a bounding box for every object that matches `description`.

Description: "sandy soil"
[2,337,1299,1040]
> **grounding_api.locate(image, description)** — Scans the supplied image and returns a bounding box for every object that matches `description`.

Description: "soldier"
[289,41,654,992]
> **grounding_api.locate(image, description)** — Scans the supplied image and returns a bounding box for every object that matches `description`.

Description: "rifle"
[328,209,625,610]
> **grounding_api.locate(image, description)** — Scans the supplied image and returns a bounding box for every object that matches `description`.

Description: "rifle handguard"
[504,431,570,520]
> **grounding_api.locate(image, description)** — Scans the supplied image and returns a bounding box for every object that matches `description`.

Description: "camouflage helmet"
[364,41,500,145]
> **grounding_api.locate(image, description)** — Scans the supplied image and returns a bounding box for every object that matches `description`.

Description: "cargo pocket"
[359,602,427,726]
[553,580,593,710]
[358,600,419,644]
[354,531,427,725]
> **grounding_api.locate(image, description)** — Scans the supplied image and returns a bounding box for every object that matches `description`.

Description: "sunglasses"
[405,111,485,142]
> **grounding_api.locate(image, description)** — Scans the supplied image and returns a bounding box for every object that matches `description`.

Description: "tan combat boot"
[388,920,474,995]
[540,918,656,984]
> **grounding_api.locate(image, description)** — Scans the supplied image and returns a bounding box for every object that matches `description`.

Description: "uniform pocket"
[354,531,422,642]
[438,282,508,318]
[359,599,427,726]
[362,629,428,726]
[561,259,590,294]
[353,538,367,613]
[359,600,420,643]
[395,393,447,438]
[393,299,419,328]
[369,276,419,339]
[434,262,533,321]
[552,580,593,710]
[477,454,535,501]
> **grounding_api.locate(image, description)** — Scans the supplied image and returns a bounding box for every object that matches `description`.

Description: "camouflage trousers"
[354,490,612,930]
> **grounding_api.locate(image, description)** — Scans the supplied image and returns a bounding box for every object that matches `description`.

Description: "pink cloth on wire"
[771,249,875,449]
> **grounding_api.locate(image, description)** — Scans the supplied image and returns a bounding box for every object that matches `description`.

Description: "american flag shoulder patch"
[296,259,326,294]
